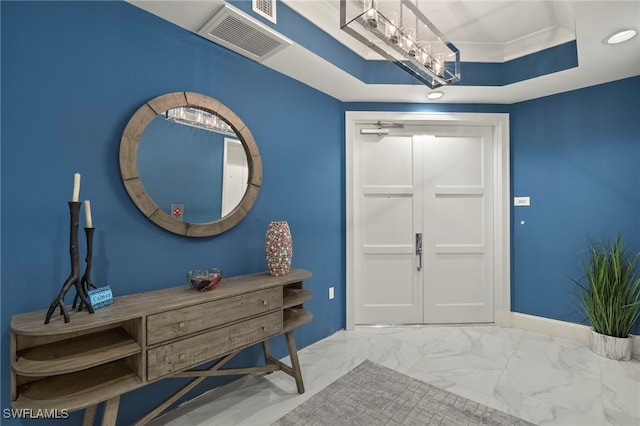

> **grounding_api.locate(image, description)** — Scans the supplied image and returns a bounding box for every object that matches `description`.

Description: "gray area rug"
[272,360,534,426]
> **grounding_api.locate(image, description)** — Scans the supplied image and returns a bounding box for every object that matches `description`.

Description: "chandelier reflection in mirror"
[340,0,460,88]
[166,107,236,136]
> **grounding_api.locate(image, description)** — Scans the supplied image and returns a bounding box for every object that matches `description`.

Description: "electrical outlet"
[329,287,334,300]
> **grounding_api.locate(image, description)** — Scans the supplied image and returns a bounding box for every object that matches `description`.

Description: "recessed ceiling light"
[605,29,637,45]
[427,91,444,100]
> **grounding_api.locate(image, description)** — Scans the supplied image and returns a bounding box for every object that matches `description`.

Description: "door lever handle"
[415,233,423,271]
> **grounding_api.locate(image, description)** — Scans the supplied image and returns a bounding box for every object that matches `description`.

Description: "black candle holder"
[73,227,98,311]
[44,202,95,324]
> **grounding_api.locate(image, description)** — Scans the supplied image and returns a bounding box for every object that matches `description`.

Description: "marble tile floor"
[149,326,640,426]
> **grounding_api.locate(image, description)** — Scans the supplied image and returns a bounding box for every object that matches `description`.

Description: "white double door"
[353,125,495,325]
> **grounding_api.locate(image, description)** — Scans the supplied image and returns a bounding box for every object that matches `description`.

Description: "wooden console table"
[10,269,312,425]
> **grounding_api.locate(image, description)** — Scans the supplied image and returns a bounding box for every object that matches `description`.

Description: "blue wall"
[1,1,344,424]
[510,78,640,331]
[1,1,639,425]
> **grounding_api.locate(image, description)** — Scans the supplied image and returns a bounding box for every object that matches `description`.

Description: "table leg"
[82,404,97,426]
[262,340,275,373]
[284,331,305,394]
[101,396,120,426]
[262,340,272,359]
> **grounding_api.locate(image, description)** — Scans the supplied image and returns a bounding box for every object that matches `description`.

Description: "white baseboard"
[510,312,640,359]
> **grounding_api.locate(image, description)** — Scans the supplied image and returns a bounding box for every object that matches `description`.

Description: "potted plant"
[573,235,640,360]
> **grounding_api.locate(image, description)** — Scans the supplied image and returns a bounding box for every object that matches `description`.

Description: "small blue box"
[87,286,113,309]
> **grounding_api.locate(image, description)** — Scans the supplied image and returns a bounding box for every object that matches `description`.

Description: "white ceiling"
[128,0,640,104]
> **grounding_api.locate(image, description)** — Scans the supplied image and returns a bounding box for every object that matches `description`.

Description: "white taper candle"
[84,200,93,228]
[72,173,81,202]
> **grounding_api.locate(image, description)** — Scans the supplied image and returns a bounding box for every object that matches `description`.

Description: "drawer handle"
[179,353,186,361]
[262,300,268,306]
[179,321,185,329]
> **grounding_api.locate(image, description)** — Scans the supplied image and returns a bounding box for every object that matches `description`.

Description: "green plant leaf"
[573,235,640,338]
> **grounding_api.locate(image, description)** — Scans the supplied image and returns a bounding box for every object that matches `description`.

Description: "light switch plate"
[171,204,184,221]
[514,196,530,207]
[329,287,335,299]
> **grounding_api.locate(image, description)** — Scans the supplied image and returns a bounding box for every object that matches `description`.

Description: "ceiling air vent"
[198,4,291,62]
[253,0,277,24]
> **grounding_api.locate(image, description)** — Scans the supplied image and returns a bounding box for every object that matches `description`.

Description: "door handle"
[415,233,423,271]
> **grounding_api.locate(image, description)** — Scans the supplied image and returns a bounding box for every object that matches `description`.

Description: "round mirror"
[120,92,262,237]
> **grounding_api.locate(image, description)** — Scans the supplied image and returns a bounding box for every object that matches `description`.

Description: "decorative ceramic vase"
[590,329,631,361]
[265,221,292,276]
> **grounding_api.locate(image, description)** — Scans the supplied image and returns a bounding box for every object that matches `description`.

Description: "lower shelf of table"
[13,359,142,412]
[283,308,313,332]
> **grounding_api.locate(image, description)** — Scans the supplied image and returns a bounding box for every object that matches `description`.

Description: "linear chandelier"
[165,107,235,136]
[340,0,460,88]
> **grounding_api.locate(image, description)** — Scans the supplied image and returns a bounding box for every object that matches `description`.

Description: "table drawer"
[147,310,282,381]
[147,287,282,345]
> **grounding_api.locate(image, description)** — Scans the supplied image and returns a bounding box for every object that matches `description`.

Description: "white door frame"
[346,111,511,330]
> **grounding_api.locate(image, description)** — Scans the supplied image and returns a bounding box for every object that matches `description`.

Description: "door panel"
[363,137,414,187]
[423,131,494,323]
[364,195,413,245]
[434,194,484,244]
[431,136,484,186]
[355,133,423,324]
[363,255,415,305]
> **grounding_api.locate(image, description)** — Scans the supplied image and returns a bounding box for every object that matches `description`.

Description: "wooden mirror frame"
[119,92,262,237]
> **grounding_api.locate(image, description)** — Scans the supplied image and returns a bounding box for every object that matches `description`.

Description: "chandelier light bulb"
[433,55,445,77]
[404,28,417,56]
[418,42,431,67]
[385,12,400,44]
[364,0,379,28]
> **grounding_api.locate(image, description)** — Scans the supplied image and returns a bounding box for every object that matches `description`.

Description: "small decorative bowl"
[187,268,222,291]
